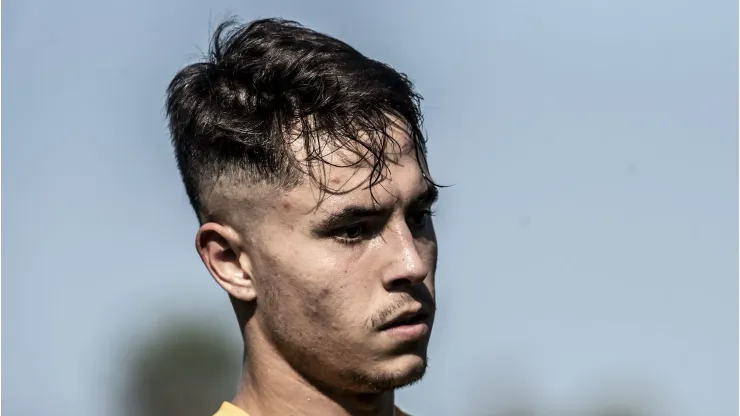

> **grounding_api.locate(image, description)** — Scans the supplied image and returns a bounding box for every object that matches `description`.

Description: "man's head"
[166,18,439,394]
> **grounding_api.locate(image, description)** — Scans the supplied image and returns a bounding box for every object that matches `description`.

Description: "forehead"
[287,120,430,212]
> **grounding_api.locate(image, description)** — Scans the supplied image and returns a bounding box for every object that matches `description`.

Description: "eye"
[334,223,373,245]
[408,209,434,228]
[340,224,366,240]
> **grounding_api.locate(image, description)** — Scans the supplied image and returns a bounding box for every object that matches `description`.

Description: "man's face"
[243,129,438,393]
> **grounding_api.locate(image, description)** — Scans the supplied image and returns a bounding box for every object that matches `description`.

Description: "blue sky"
[3,0,737,415]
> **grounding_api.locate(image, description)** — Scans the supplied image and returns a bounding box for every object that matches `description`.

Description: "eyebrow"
[416,185,440,206]
[312,185,439,233]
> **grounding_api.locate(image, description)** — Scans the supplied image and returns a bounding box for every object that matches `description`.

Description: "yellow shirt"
[213,401,410,416]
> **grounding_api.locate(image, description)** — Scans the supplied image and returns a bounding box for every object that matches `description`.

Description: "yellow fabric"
[213,402,249,416]
[213,401,410,415]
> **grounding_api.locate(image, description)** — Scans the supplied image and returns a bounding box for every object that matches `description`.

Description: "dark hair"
[166,18,431,220]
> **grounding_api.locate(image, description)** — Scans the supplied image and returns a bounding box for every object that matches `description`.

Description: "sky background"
[3,0,738,415]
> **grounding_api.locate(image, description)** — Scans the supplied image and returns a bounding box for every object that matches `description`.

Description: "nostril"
[387,277,414,289]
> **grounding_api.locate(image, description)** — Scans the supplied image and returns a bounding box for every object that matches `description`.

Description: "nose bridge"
[382,219,427,283]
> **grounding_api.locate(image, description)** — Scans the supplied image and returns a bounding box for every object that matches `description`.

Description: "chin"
[354,352,428,392]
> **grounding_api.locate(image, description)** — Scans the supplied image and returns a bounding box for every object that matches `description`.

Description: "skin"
[196,126,438,416]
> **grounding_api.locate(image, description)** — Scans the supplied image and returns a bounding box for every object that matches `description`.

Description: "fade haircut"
[166,18,432,222]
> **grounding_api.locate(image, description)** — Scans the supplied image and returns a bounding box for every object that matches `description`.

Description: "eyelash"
[333,209,436,246]
[410,209,436,225]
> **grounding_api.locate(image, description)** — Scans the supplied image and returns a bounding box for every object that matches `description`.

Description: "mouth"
[378,308,432,342]
[378,308,431,331]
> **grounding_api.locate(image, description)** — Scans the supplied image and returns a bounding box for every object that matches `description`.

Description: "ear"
[195,222,257,302]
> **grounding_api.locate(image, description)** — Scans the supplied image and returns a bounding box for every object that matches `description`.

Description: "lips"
[379,308,430,330]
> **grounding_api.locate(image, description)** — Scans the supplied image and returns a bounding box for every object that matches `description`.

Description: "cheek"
[262,249,356,324]
[297,269,372,332]
[421,239,438,270]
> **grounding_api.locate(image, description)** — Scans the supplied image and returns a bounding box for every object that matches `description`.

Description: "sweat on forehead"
[291,116,423,193]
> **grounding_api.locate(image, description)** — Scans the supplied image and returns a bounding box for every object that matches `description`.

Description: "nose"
[380,223,429,290]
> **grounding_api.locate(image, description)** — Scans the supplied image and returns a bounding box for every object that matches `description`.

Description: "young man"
[165,18,440,416]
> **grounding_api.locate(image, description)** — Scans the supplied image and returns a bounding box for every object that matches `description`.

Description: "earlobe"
[195,223,257,302]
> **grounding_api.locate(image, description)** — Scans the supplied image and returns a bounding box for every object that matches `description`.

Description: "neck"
[232,329,396,416]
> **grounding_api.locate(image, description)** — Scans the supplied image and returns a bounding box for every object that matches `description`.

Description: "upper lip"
[379,306,430,330]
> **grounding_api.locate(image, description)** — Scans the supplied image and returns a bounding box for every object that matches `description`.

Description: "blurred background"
[3,0,737,415]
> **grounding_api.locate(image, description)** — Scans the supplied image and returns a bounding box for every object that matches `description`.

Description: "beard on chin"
[265,319,430,395]
[349,357,428,393]
[284,344,429,395]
